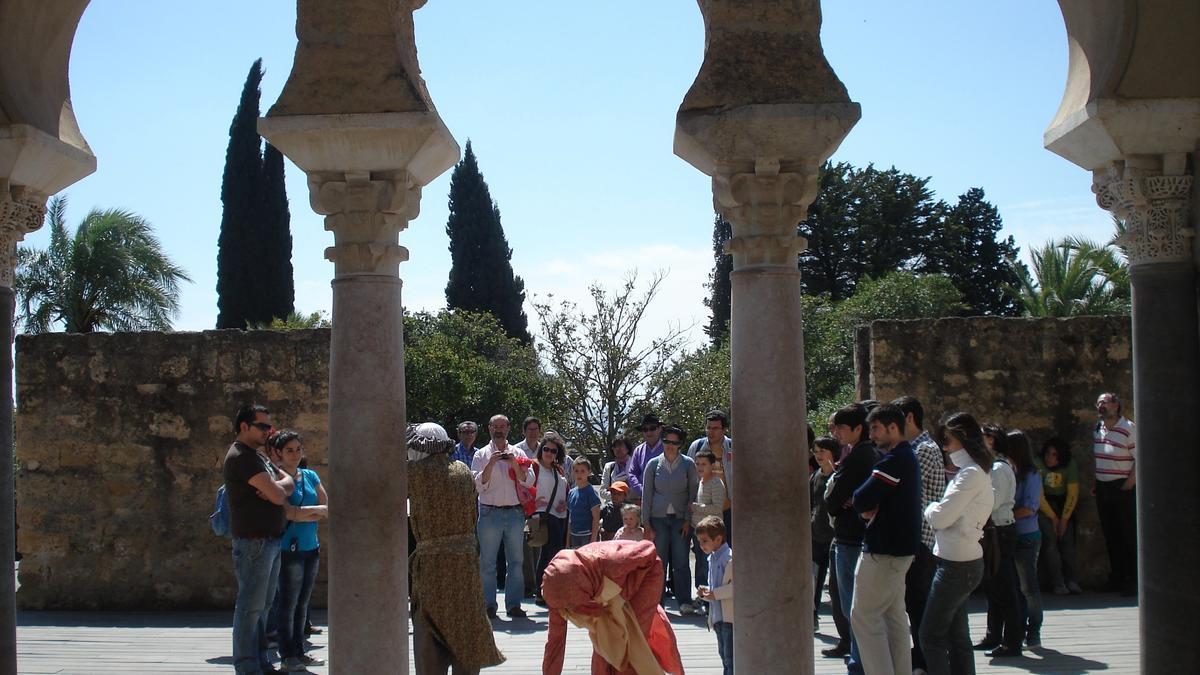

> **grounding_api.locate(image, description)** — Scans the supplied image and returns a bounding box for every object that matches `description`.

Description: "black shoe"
[973,639,1000,651]
[304,624,323,636]
[534,596,548,607]
[821,644,850,658]
[986,645,1022,658]
[486,606,498,619]
[507,606,527,618]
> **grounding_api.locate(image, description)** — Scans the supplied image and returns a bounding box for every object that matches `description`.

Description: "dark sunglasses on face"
[662,439,682,446]
[542,446,559,453]
[251,422,273,432]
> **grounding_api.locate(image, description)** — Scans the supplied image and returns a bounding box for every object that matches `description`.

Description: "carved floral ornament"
[1094,159,1195,266]
[308,170,421,278]
[0,184,49,288]
[714,160,813,268]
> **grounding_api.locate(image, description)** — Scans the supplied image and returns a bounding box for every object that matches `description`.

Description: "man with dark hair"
[823,403,878,673]
[224,404,295,675]
[687,409,733,540]
[627,413,664,503]
[891,395,945,673]
[1093,392,1137,595]
[451,421,477,467]
[513,416,550,594]
[851,404,922,675]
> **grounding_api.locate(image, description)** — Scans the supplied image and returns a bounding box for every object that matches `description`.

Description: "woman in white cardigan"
[921,412,996,675]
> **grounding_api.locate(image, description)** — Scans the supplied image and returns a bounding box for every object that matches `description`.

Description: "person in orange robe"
[541,539,685,675]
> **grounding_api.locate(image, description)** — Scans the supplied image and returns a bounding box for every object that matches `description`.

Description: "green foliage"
[444,141,532,344]
[249,311,331,330]
[920,187,1021,316]
[703,214,733,346]
[650,340,731,440]
[16,196,192,333]
[800,162,936,301]
[403,309,557,437]
[799,163,1019,315]
[803,272,965,415]
[533,272,688,452]
[216,59,293,329]
[1006,238,1130,317]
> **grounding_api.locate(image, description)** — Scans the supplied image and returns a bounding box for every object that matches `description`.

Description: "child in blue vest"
[696,515,734,675]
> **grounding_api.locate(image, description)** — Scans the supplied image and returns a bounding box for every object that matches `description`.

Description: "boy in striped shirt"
[1093,392,1137,595]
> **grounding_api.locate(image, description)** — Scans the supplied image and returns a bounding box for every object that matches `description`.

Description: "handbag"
[524,463,561,547]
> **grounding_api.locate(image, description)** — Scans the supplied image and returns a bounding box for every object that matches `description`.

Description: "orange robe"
[541,540,685,675]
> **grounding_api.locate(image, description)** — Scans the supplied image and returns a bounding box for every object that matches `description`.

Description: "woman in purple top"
[1006,430,1045,649]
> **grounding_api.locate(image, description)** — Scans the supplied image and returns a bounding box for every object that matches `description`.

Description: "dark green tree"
[444,141,532,344]
[257,143,294,321]
[799,163,937,300]
[703,214,733,346]
[216,59,293,328]
[216,59,263,329]
[921,187,1020,315]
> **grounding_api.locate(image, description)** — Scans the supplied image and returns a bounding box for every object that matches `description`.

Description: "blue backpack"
[210,485,231,538]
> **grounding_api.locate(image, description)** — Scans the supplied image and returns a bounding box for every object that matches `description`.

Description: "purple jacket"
[627,439,664,499]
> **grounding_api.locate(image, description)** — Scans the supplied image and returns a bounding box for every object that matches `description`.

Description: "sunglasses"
[251,422,273,432]
[542,446,560,453]
[662,439,682,446]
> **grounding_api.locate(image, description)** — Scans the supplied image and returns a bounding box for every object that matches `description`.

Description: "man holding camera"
[471,414,535,618]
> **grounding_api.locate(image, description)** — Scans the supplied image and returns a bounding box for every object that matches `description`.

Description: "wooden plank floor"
[17,592,1139,674]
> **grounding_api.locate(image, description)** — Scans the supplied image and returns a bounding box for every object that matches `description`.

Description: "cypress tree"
[257,143,294,322]
[703,214,733,346]
[216,59,263,329]
[445,141,532,344]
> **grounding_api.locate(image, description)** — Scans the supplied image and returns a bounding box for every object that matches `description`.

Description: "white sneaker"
[300,654,326,667]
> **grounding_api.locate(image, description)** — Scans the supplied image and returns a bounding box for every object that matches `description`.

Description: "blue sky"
[38,1,1108,343]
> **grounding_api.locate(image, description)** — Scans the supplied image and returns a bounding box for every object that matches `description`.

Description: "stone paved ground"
[17,592,1138,674]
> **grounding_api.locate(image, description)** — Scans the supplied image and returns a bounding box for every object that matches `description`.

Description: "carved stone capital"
[714,161,811,268]
[1094,155,1194,266]
[309,171,418,278]
[0,181,49,288]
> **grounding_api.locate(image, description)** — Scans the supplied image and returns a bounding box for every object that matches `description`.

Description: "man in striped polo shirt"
[1093,392,1137,596]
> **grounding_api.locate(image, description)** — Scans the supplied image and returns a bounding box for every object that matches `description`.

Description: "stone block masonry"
[857,315,1133,587]
[15,329,333,609]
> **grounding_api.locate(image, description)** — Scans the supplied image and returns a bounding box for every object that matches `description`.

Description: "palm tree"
[15,196,192,333]
[1005,239,1129,317]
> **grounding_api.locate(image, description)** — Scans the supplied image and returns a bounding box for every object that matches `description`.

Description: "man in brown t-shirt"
[223,404,294,674]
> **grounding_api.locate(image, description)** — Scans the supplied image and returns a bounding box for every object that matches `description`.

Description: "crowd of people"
[217,388,1136,675]
[810,392,1137,675]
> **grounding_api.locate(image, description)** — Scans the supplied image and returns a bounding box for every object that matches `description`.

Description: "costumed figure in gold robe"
[408,422,505,674]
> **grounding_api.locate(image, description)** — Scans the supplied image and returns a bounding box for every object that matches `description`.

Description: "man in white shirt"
[471,414,535,617]
[1092,392,1137,595]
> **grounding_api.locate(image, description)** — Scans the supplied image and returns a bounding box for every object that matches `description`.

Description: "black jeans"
[983,524,1022,649]
[534,515,567,596]
[1095,480,1137,589]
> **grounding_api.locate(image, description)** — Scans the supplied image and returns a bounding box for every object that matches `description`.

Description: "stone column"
[1094,154,1199,671]
[0,184,46,674]
[674,2,859,671]
[259,3,459,670]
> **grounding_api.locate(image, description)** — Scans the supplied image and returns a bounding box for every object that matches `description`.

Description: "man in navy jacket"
[851,404,922,675]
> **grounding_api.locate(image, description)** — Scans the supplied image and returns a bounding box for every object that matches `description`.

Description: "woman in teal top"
[269,430,328,672]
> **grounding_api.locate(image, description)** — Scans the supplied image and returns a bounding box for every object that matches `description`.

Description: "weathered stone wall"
[857,315,1133,587]
[15,329,334,609]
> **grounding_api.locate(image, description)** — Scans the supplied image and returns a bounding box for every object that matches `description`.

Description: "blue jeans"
[275,548,320,659]
[232,537,281,674]
[651,515,692,606]
[714,621,734,675]
[477,505,526,611]
[1015,534,1043,636]
[920,557,984,675]
[833,542,864,675]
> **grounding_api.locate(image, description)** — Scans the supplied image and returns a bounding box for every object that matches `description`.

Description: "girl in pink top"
[615,504,647,541]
